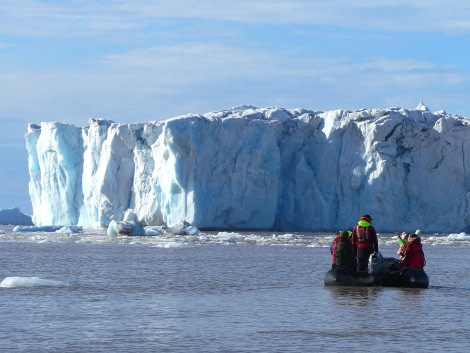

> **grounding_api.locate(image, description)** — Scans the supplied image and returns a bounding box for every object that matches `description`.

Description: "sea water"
[0,226,469,353]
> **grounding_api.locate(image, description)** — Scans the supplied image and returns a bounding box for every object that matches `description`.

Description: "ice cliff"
[25,103,470,233]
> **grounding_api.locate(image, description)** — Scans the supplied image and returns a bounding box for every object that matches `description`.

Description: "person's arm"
[397,235,406,247]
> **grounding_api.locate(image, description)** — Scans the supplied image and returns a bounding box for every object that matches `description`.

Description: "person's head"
[339,230,349,239]
[360,214,373,223]
[398,232,410,242]
[409,233,418,241]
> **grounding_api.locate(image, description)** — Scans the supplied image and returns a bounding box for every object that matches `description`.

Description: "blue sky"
[1,0,470,215]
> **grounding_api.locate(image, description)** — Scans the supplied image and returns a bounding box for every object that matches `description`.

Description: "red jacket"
[400,237,426,269]
[351,225,378,253]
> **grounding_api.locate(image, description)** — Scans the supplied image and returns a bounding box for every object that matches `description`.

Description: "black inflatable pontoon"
[324,253,429,288]
[323,266,381,286]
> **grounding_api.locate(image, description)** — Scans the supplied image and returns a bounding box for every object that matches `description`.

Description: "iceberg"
[25,104,470,233]
[0,276,67,288]
[12,225,83,233]
[0,207,33,225]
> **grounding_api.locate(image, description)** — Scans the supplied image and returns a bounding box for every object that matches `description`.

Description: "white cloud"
[1,0,470,120]
[1,39,468,124]
[98,42,278,79]
[2,0,470,36]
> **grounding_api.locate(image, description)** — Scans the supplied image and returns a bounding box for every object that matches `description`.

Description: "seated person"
[399,232,426,269]
[330,230,354,269]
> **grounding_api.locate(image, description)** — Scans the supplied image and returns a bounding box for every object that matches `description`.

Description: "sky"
[1,0,470,215]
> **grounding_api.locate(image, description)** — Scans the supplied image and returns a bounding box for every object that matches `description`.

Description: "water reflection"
[395,287,426,298]
[327,286,383,306]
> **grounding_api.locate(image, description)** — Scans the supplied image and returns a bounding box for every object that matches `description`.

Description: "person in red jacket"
[351,214,378,273]
[400,233,426,269]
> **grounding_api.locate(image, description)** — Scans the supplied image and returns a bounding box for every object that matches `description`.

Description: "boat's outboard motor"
[368,252,384,275]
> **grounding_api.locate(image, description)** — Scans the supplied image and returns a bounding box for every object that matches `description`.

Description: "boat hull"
[324,266,382,287]
[381,268,429,288]
[324,257,429,288]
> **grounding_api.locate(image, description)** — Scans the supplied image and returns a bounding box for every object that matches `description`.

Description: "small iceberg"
[107,211,202,237]
[0,276,67,288]
[13,225,83,233]
[0,207,33,226]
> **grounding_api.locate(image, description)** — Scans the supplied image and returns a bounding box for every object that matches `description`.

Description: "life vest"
[353,224,377,250]
[356,226,371,242]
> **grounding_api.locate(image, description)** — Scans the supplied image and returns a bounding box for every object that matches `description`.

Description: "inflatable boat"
[381,257,429,288]
[324,252,429,288]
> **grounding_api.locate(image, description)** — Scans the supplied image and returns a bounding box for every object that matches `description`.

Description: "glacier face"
[25,104,470,233]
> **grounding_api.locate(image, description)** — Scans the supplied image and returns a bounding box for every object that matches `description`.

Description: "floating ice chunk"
[12,225,82,233]
[154,242,191,248]
[13,225,63,232]
[216,232,244,242]
[56,226,83,233]
[446,232,470,240]
[0,276,67,288]
[107,220,119,236]
[107,219,147,236]
[143,226,165,236]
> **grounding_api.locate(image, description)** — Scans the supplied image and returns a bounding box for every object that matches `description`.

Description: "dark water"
[0,229,469,352]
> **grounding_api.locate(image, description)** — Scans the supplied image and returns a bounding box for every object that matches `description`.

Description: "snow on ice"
[24,103,470,233]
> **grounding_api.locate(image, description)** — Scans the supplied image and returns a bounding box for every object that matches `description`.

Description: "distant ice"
[0,208,33,226]
[0,276,67,288]
[447,232,470,240]
[13,225,83,233]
